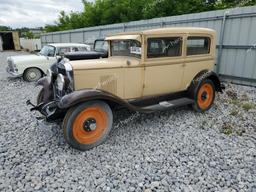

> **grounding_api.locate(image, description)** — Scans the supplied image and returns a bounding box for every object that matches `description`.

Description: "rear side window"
[57,47,71,55]
[187,37,211,55]
[71,46,88,52]
[147,37,182,58]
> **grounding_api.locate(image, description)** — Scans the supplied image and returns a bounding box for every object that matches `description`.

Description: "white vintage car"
[6,43,91,82]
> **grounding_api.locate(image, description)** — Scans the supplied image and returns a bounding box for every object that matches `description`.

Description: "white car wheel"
[23,68,42,82]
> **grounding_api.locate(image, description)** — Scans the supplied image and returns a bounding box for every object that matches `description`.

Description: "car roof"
[48,43,90,48]
[106,27,215,41]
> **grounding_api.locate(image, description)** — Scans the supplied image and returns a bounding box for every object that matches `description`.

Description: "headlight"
[64,62,72,72]
[64,62,74,91]
[56,74,65,91]
[7,59,18,72]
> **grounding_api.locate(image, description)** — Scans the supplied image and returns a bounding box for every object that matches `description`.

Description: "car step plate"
[142,98,194,111]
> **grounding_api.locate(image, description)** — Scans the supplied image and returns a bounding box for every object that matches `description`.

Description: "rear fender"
[188,70,224,98]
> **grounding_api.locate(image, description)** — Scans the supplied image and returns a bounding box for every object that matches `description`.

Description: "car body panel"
[72,57,140,99]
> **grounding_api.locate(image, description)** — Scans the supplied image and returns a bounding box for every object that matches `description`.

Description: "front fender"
[58,89,145,112]
[36,77,53,103]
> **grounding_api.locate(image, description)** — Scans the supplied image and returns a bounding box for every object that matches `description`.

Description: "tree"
[0,25,11,31]
[44,0,256,32]
[24,31,35,39]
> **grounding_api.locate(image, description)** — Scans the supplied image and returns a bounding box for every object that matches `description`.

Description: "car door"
[119,40,144,99]
[181,35,214,90]
[142,35,185,96]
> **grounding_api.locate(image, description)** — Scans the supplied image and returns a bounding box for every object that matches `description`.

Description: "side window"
[147,37,182,58]
[71,47,79,52]
[187,37,211,56]
[71,46,88,52]
[58,47,71,55]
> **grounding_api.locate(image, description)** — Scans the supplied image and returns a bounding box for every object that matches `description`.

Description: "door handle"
[126,60,131,66]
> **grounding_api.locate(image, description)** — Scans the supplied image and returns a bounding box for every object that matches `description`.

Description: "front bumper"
[6,66,22,77]
[26,100,66,122]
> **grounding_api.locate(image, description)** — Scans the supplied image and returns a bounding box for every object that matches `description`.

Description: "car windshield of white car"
[111,40,141,58]
[39,45,55,57]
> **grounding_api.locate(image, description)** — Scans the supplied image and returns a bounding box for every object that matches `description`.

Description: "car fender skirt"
[58,89,147,112]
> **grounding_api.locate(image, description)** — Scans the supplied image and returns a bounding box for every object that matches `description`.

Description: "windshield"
[94,40,108,52]
[39,45,56,57]
[111,40,141,58]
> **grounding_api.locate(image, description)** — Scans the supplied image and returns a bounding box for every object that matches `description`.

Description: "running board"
[141,98,194,111]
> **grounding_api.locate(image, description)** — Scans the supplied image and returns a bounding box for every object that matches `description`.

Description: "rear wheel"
[192,79,215,112]
[63,101,113,151]
[23,68,42,82]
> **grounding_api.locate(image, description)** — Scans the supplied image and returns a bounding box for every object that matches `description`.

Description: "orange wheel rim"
[72,107,107,144]
[197,83,214,110]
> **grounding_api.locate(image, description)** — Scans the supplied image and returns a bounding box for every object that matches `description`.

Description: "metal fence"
[41,6,256,86]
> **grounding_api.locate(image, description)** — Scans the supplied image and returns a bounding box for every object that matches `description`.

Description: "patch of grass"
[220,123,233,135]
[229,109,239,116]
[240,93,249,101]
[236,129,246,136]
[242,103,255,111]
[229,99,241,106]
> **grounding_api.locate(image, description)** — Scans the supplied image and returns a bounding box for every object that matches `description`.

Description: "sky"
[0,0,91,28]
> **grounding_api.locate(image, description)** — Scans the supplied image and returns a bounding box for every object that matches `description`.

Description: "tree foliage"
[24,31,35,39]
[0,25,11,31]
[44,0,256,32]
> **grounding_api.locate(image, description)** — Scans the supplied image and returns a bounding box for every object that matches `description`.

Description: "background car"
[6,43,91,82]
[63,39,108,60]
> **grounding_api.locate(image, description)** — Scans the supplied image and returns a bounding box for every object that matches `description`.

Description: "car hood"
[70,56,140,70]
[9,54,47,64]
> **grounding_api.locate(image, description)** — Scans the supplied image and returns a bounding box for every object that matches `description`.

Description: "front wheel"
[192,79,215,112]
[23,68,42,82]
[63,101,113,151]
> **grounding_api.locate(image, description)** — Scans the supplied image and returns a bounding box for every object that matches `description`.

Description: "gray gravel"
[0,51,256,192]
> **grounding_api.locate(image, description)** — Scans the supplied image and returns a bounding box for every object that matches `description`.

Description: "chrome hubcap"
[83,118,97,132]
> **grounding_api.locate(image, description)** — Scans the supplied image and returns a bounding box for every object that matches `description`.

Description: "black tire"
[37,89,44,105]
[23,68,42,82]
[63,101,113,151]
[192,79,215,112]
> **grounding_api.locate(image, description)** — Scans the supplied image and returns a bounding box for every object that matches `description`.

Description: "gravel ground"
[0,51,255,192]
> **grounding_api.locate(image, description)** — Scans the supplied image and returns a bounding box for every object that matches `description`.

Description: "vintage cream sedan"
[6,43,90,82]
[27,27,225,151]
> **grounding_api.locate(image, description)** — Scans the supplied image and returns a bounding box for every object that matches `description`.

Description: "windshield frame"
[110,39,141,59]
[39,45,56,57]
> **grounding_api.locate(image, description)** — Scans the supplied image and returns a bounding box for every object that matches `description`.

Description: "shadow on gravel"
[6,77,24,83]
